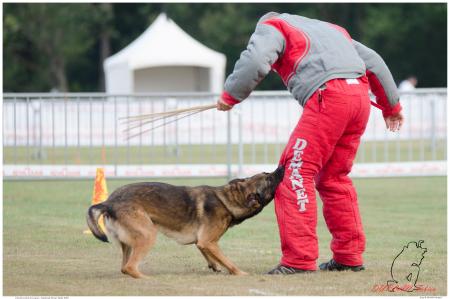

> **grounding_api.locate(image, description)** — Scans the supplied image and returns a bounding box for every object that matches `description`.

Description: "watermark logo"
[371,240,435,293]
[385,240,429,292]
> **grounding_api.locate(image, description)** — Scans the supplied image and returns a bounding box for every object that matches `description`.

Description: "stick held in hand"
[120,103,218,140]
[120,103,217,121]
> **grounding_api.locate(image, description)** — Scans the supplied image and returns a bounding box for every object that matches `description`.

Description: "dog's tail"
[86,203,110,243]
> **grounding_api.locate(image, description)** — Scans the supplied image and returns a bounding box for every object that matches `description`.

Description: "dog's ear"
[229,178,245,192]
[246,193,261,209]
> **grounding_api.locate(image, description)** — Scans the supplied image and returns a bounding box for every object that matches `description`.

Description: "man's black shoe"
[267,264,314,275]
[319,259,365,272]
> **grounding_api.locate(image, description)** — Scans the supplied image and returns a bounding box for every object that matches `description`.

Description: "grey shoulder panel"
[224,23,285,102]
[257,11,280,24]
[353,39,399,106]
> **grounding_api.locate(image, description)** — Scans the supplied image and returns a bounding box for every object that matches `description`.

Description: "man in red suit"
[217,12,404,274]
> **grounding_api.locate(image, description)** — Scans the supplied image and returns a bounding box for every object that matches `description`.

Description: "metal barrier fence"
[3,89,447,179]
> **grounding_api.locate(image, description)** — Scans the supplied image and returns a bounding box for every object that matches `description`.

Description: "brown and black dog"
[86,166,284,278]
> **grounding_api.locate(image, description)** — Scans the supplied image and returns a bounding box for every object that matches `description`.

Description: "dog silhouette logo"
[387,240,427,292]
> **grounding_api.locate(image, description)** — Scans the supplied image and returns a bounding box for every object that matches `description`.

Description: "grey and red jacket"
[221,12,402,117]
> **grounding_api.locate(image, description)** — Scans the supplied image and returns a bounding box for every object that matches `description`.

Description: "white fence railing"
[2,89,447,179]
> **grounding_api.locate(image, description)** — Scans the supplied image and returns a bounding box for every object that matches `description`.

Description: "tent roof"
[104,13,226,70]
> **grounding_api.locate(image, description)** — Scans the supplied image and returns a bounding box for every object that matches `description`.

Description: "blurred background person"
[398,75,418,91]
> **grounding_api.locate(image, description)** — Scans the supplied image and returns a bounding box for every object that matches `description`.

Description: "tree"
[4,3,96,91]
[4,5,51,91]
[360,3,447,87]
[92,3,114,91]
[3,3,447,91]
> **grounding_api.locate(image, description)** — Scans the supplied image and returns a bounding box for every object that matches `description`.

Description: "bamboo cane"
[124,108,208,140]
[119,103,217,121]
[121,103,217,140]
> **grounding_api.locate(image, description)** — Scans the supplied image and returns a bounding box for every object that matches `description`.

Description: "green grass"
[3,139,446,165]
[3,177,446,296]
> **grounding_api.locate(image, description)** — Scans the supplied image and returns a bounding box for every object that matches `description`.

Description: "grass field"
[3,139,446,165]
[3,176,447,296]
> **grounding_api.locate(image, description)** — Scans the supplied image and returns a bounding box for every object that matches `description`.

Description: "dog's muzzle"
[273,166,285,182]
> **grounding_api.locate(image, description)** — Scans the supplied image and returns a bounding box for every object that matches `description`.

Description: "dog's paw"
[209,264,221,272]
[234,270,249,276]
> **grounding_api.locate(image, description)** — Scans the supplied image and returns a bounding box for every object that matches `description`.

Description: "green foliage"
[4,3,98,91]
[360,4,447,87]
[3,5,52,91]
[3,3,447,91]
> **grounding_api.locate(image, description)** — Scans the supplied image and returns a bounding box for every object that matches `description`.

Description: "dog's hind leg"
[197,245,221,272]
[120,242,132,271]
[123,241,153,278]
[120,212,158,279]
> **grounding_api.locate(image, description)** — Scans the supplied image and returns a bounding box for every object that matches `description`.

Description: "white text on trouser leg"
[288,138,308,212]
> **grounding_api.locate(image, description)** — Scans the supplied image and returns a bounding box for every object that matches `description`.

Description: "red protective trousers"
[274,77,371,270]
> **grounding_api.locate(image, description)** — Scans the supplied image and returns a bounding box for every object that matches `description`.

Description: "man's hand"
[217,98,233,111]
[384,112,404,132]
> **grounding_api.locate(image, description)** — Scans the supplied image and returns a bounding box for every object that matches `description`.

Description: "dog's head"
[226,166,284,223]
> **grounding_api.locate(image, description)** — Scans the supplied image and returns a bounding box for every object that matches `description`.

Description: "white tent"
[104,13,226,94]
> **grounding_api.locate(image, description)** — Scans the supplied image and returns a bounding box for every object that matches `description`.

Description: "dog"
[86,166,284,278]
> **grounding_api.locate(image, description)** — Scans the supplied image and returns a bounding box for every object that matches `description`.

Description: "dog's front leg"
[196,245,221,272]
[199,242,248,275]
